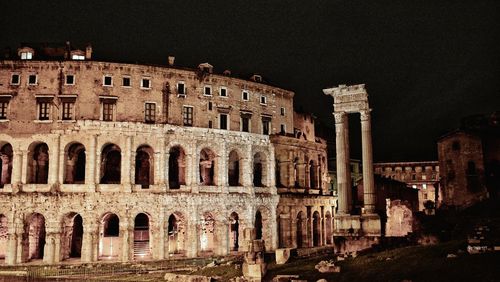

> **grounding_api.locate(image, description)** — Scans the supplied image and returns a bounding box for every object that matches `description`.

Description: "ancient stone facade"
[0,45,334,264]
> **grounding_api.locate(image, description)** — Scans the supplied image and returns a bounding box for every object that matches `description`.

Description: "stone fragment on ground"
[164,273,212,282]
[275,248,292,264]
[446,253,457,258]
[315,260,341,273]
[272,274,300,282]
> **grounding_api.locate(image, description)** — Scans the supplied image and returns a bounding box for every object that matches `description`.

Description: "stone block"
[272,274,300,282]
[164,273,212,282]
[243,262,266,279]
[315,260,341,273]
[275,248,292,264]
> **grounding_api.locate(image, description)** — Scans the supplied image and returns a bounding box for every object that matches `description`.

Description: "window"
[280,124,286,134]
[0,100,8,119]
[208,102,212,111]
[10,74,20,85]
[177,82,186,95]
[204,85,212,96]
[262,117,271,135]
[208,120,213,128]
[260,96,267,105]
[20,52,33,60]
[103,75,113,87]
[71,54,85,60]
[37,101,50,120]
[102,102,114,121]
[28,74,37,85]
[65,75,75,85]
[241,116,250,132]
[280,107,285,116]
[220,114,228,130]
[145,103,156,123]
[141,78,151,89]
[220,87,227,97]
[242,90,249,101]
[122,76,131,87]
[61,101,74,120]
[183,106,193,126]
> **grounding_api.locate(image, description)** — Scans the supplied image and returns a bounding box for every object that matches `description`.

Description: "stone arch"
[99,212,120,260]
[133,213,151,259]
[60,212,83,260]
[167,211,186,255]
[229,212,240,251]
[296,211,305,248]
[253,152,268,187]
[100,143,121,184]
[309,160,316,188]
[199,148,217,185]
[64,142,86,184]
[200,212,215,253]
[325,211,332,245]
[27,142,49,184]
[23,213,46,261]
[0,142,13,187]
[228,150,241,186]
[312,211,321,247]
[0,214,7,259]
[135,145,154,188]
[168,146,186,189]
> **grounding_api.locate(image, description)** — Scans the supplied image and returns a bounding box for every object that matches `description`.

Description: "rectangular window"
[10,74,20,85]
[145,102,156,123]
[262,118,271,135]
[141,78,151,89]
[260,95,267,105]
[183,106,193,126]
[220,114,228,130]
[204,85,212,96]
[102,102,114,121]
[208,120,213,128]
[28,74,37,85]
[242,90,249,101]
[122,76,131,87]
[21,52,33,60]
[0,101,8,119]
[65,74,75,85]
[280,124,286,134]
[71,54,85,60]
[220,87,227,97]
[103,75,113,87]
[280,107,285,116]
[241,116,250,132]
[177,82,186,95]
[208,102,212,111]
[61,101,74,120]
[38,101,50,120]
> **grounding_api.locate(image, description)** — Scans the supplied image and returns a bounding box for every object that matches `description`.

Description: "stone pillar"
[49,135,60,186]
[53,232,61,263]
[156,137,165,188]
[20,150,29,185]
[219,142,228,190]
[87,135,97,189]
[6,232,18,265]
[361,110,376,214]
[155,211,165,260]
[242,145,252,187]
[12,150,23,188]
[58,141,65,185]
[43,232,56,264]
[121,222,132,262]
[290,218,297,248]
[122,136,132,192]
[81,226,96,263]
[343,120,352,211]
[186,222,198,257]
[334,112,350,215]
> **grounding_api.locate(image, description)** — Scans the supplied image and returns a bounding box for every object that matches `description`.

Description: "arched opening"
[309,160,316,188]
[61,213,83,260]
[168,146,186,189]
[167,212,186,255]
[135,145,154,188]
[64,143,86,184]
[100,144,121,184]
[253,152,267,187]
[325,211,332,245]
[312,211,320,247]
[229,212,239,251]
[26,213,46,261]
[294,157,300,188]
[199,148,216,185]
[134,213,151,259]
[0,214,7,259]
[99,213,120,260]
[200,212,215,253]
[296,211,304,248]
[0,143,13,188]
[27,142,49,184]
[255,211,263,240]
[228,150,240,186]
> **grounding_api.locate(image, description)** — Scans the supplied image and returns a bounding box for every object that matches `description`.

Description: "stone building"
[0,43,334,265]
[374,161,440,211]
[437,113,499,209]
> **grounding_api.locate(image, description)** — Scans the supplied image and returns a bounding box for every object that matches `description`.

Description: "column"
[156,137,166,188]
[186,223,198,257]
[219,142,228,190]
[290,217,297,248]
[12,150,23,189]
[242,145,252,187]
[87,135,97,190]
[334,112,349,215]
[53,232,61,263]
[81,226,95,263]
[58,140,65,185]
[6,232,18,265]
[49,135,61,186]
[20,150,29,185]
[43,232,55,264]
[156,215,165,260]
[344,115,352,211]
[360,110,376,214]
[122,136,132,192]
[121,222,132,262]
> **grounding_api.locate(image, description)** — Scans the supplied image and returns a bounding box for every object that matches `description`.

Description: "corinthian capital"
[360,109,372,121]
[333,112,346,124]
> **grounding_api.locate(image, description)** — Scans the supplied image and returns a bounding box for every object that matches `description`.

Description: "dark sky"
[1,0,499,161]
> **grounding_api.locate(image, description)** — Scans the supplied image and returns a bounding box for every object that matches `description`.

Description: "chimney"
[65,41,71,60]
[168,56,175,66]
[85,44,93,60]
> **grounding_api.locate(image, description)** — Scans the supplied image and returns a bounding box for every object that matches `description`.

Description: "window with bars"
[61,101,74,120]
[145,103,156,123]
[0,101,8,119]
[183,106,193,126]
[38,101,50,120]
[102,102,114,121]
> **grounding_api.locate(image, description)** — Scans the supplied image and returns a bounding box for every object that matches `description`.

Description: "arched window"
[28,143,49,184]
[168,146,186,189]
[0,143,13,187]
[253,152,267,187]
[134,213,151,259]
[199,148,216,185]
[100,144,121,184]
[64,143,86,184]
[228,150,240,186]
[135,145,154,188]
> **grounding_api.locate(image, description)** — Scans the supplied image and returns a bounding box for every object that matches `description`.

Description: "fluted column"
[334,112,350,215]
[361,110,376,214]
[344,115,352,211]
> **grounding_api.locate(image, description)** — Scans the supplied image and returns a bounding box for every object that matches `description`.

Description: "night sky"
[1,0,499,161]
